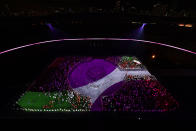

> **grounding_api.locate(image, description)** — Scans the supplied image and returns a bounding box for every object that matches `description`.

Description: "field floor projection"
[17,56,179,112]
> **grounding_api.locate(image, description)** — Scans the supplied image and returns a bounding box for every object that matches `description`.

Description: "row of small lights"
[178,23,193,28]
[131,21,193,28]
[22,108,88,112]
[131,21,156,25]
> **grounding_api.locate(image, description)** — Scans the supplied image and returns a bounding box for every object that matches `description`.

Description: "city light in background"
[185,24,193,28]
[152,54,156,59]
[178,24,185,27]
[178,23,193,28]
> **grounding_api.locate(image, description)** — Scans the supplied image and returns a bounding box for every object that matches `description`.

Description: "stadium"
[16,56,178,112]
[0,1,196,126]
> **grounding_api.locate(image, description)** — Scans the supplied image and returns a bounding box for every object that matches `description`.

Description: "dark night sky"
[0,0,195,10]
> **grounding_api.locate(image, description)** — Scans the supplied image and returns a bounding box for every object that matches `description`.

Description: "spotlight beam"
[0,38,196,55]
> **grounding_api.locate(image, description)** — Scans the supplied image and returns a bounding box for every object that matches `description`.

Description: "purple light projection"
[141,23,147,29]
[136,23,147,39]
[46,23,55,31]
[69,59,116,88]
[0,38,196,55]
